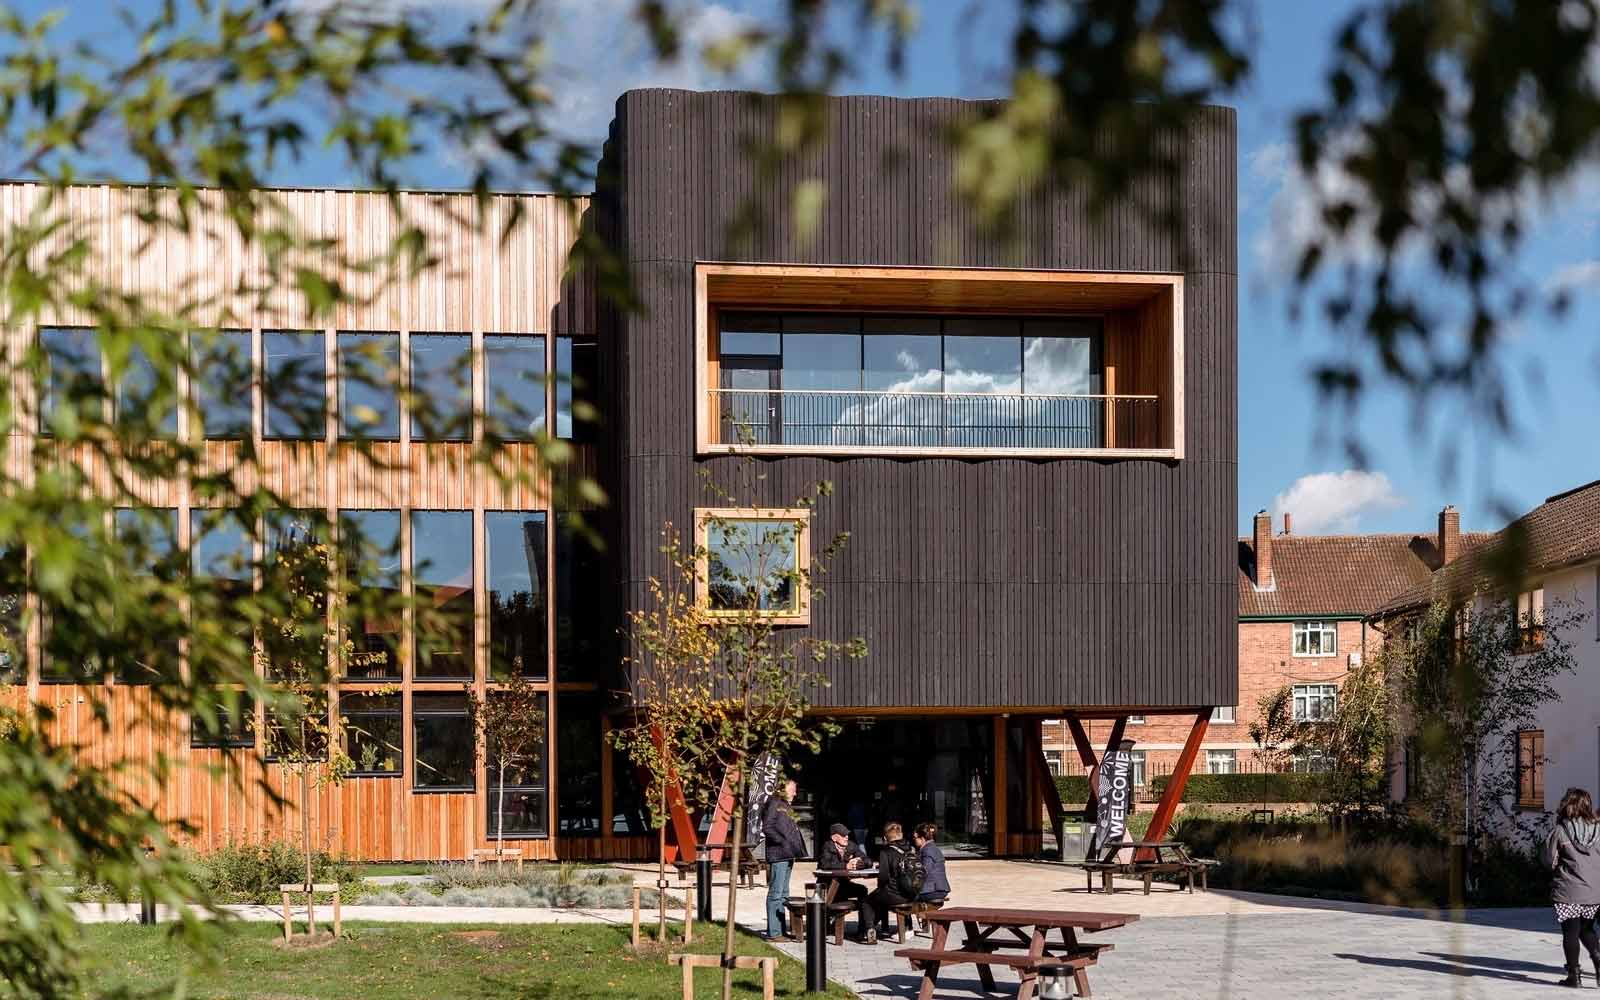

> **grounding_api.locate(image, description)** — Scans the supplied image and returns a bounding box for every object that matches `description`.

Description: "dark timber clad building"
[596,90,1237,856]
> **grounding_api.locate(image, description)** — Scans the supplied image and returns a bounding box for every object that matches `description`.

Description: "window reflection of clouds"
[707,520,797,613]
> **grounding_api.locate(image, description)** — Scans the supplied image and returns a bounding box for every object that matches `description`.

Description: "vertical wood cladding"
[600,89,1238,710]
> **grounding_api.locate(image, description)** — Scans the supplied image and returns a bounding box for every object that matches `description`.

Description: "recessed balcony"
[695,263,1183,459]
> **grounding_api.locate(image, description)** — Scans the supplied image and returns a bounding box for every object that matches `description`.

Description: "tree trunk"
[497,760,507,862]
[657,781,668,940]
[300,742,314,934]
[721,788,744,1000]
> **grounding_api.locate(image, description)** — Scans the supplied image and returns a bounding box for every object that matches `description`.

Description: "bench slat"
[893,949,1091,970]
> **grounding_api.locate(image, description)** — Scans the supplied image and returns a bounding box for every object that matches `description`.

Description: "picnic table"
[787,866,878,944]
[670,842,764,888]
[1077,839,1216,894]
[894,905,1135,999]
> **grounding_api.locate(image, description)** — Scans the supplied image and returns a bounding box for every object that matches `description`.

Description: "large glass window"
[40,327,101,434]
[411,511,473,679]
[337,332,400,439]
[483,335,546,439]
[191,693,256,749]
[699,511,807,617]
[555,512,604,683]
[486,511,547,680]
[342,693,402,776]
[409,334,473,441]
[485,690,549,838]
[556,694,600,837]
[114,344,179,437]
[263,330,326,439]
[189,509,255,679]
[113,507,182,683]
[0,539,23,683]
[261,510,329,682]
[38,510,106,683]
[339,510,402,681]
[715,313,1104,448]
[413,693,474,791]
[191,330,253,439]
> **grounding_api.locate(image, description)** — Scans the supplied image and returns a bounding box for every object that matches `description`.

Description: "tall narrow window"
[1022,319,1101,448]
[39,510,108,683]
[943,319,1023,448]
[409,334,472,441]
[556,693,599,837]
[191,329,253,439]
[861,317,942,447]
[411,511,473,679]
[337,332,400,439]
[413,693,475,791]
[40,327,101,435]
[113,507,182,683]
[262,330,326,439]
[342,693,402,776]
[339,510,402,681]
[486,511,547,680]
[780,316,861,447]
[189,509,255,681]
[1515,587,1545,651]
[261,510,329,682]
[483,335,546,439]
[486,690,549,837]
[1517,729,1545,810]
[555,335,597,441]
[555,511,603,683]
[0,539,23,683]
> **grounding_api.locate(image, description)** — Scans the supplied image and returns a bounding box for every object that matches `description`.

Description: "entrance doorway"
[799,717,994,857]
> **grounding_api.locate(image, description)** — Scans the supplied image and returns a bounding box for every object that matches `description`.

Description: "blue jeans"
[766,859,794,937]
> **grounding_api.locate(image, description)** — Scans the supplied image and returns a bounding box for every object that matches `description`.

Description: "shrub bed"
[359,862,665,909]
[191,841,359,904]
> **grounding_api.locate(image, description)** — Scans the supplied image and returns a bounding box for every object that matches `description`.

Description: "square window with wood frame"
[695,508,810,624]
[1517,729,1545,810]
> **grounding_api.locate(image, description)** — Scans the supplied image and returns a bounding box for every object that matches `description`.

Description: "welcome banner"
[1091,742,1136,860]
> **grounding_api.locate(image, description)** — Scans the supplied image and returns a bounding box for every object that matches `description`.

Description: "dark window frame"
[190,694,257,749]
[412,693,476,793]
[191,329,254,440]
[408,333,474,442]
[336,331,401,441]
[410,510,475,681]
[262,329,327,441]
[341,692,403,777]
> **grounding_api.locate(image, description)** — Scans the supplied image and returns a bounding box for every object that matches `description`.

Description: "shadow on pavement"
[1333,952,1557,986]
[1420,951,1567,975]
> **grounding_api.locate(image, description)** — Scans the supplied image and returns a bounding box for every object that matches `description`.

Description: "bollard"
[804,883,826,993]
[696,847,713,923]
[138,894,156,926]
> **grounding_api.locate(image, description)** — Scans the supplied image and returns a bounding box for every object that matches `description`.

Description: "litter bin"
[1057,821,1090,861]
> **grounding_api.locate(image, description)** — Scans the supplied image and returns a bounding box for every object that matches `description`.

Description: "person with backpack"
[859,821,925,944]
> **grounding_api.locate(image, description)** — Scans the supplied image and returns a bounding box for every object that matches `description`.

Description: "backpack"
[889,843,926,897]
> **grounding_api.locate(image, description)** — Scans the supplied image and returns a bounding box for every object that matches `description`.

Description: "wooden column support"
[991,715,1009,856]
[1140,709,1211,858]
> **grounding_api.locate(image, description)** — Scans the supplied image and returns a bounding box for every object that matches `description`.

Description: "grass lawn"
[77,921,858,999]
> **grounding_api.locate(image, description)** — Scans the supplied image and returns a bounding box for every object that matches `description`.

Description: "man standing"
[761,780,806,941]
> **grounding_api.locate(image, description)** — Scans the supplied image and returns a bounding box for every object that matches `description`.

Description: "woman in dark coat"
[1546,787,1600,987]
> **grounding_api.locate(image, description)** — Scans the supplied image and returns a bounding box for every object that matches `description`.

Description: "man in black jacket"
[818,822,872,941]
[860,821,917,945]
[761,780,807,940]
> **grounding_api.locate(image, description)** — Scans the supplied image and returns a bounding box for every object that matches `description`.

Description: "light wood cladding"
[1,184,601,861]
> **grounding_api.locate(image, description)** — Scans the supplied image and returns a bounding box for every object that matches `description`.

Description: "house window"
[1292,683,1338,722]
[483,335,546,440]
[486,511,548,680]
[409,333,472,441]
[1129,750,1147,787]
[1211,705,1236,724]
[412,693,475,791]
[263,330,326,439]
[192,330,253,439]
[337,332,400,440]
[695,508,810,622]
[411,511,473,679]
[190,694,256,749]
[1292,749,1332,774]
[338,510,402,681]
[1206,749,1237,775]
[39,327,101,434]
[341,693,402,776]
[1517,729,1545,811]
[1515,588,1545,652]
[1045,750,1063,777]
[1292,620,1338,657]
[112,507,182,683]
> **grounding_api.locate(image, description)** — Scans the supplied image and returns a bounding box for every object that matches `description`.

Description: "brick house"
[1045,505,1486,797]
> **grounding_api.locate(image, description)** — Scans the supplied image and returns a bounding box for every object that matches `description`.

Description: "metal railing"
[710,388,1162,450]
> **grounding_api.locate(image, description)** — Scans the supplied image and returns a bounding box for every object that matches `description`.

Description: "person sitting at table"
[818,822,872,940]
[860,821,921,945]
[912,822,950,904]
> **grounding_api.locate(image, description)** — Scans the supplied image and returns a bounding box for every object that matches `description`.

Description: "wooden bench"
[894,947,1094,998]
[891,899,947,943]
[670,845,763,888]
[1076,854,1215,894]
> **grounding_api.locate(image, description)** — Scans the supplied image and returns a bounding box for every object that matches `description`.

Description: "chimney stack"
[1282,512,1293,536]
[1253,510,1274,589]
[1438,505,1461,565]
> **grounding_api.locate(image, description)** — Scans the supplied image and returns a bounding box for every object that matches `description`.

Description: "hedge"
[1150,771,1329,803]
[1053,775,1090,804]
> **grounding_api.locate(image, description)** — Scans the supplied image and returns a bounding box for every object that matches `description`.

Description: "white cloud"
[1545,259,1600,294]
[1271,470,1407,534]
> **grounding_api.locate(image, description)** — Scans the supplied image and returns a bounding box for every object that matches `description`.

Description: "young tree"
[1247,685,1302,812]
[1298,656,1392,824]
[468,673,548,862]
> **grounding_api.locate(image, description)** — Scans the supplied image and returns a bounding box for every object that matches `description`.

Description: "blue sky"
[11,0,1599,538]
